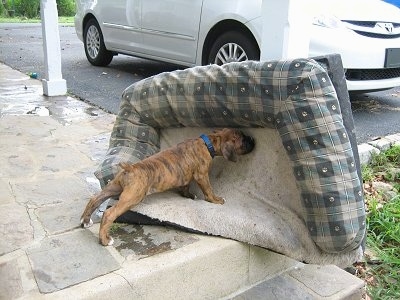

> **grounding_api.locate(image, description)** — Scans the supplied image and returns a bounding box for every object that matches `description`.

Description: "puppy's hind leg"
[80,181,122,228]
[99,184,146,246]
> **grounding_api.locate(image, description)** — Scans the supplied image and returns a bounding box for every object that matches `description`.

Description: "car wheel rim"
[214,43,248,65]
[86,25,100,59]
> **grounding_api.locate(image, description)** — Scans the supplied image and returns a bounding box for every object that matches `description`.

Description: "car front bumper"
[310,26,400,91]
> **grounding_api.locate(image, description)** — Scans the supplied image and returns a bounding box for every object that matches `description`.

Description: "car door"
[141,0,203,64]
[98,0,142,52]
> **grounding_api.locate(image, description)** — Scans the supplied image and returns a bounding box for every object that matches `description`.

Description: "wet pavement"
[0,63,205,299]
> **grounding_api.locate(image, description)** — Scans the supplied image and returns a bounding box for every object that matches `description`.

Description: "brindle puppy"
[80,128,255,246]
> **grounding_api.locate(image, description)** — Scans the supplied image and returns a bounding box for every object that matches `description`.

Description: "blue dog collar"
[200,134,215,158]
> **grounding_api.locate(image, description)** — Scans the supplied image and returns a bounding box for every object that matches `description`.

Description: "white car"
[74,0,400,92]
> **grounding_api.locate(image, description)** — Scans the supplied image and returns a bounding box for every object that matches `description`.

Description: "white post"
[40,0,67,96]
[260,0,316,61]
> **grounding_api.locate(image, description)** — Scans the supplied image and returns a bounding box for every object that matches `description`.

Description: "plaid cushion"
[95,58,366,254]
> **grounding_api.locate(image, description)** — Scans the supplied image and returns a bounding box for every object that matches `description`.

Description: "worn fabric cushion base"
[95,59,366,265]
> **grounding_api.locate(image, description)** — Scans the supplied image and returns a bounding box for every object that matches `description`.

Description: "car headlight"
[312,14,346,29]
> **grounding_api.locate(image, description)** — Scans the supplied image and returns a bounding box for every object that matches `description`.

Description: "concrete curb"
[357,133,400,165]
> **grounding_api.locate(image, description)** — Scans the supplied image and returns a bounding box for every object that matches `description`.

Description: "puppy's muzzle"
[241,134,255,154]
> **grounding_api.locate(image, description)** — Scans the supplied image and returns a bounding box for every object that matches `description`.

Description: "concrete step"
[20,224,302,299]
[23,224,362,300]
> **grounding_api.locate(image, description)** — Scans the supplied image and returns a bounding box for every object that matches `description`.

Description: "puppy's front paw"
[80,218,93,228]
[208,196,225,205]
[100,236,114,246]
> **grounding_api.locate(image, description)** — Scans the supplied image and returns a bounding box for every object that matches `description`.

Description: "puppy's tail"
[80,178,123,228]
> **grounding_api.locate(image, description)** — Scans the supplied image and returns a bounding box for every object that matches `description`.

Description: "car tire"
[207,31,260,65]
[83,18,113,66]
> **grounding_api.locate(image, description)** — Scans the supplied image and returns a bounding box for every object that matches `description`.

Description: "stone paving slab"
[288,265,364,298]
[0,203,33,255]
[0,178,14,205]
[36,196,86,235]
[232,275,315,300]
[11,176,91,208]
[231,264,364,300]
[0,258,25,299]
[26,230,120,294]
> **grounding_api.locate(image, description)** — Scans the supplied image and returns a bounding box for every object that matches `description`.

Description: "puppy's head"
[215,128,255,162]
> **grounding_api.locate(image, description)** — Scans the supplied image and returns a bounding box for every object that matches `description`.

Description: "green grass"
[361,145,400,299]
[366,197,400,299]
[0,16,74,24]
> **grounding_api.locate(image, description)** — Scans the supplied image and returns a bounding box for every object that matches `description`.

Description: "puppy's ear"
[222,142,237,162]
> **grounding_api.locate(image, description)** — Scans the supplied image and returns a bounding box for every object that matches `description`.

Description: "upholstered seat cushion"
[95,58,366,265]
